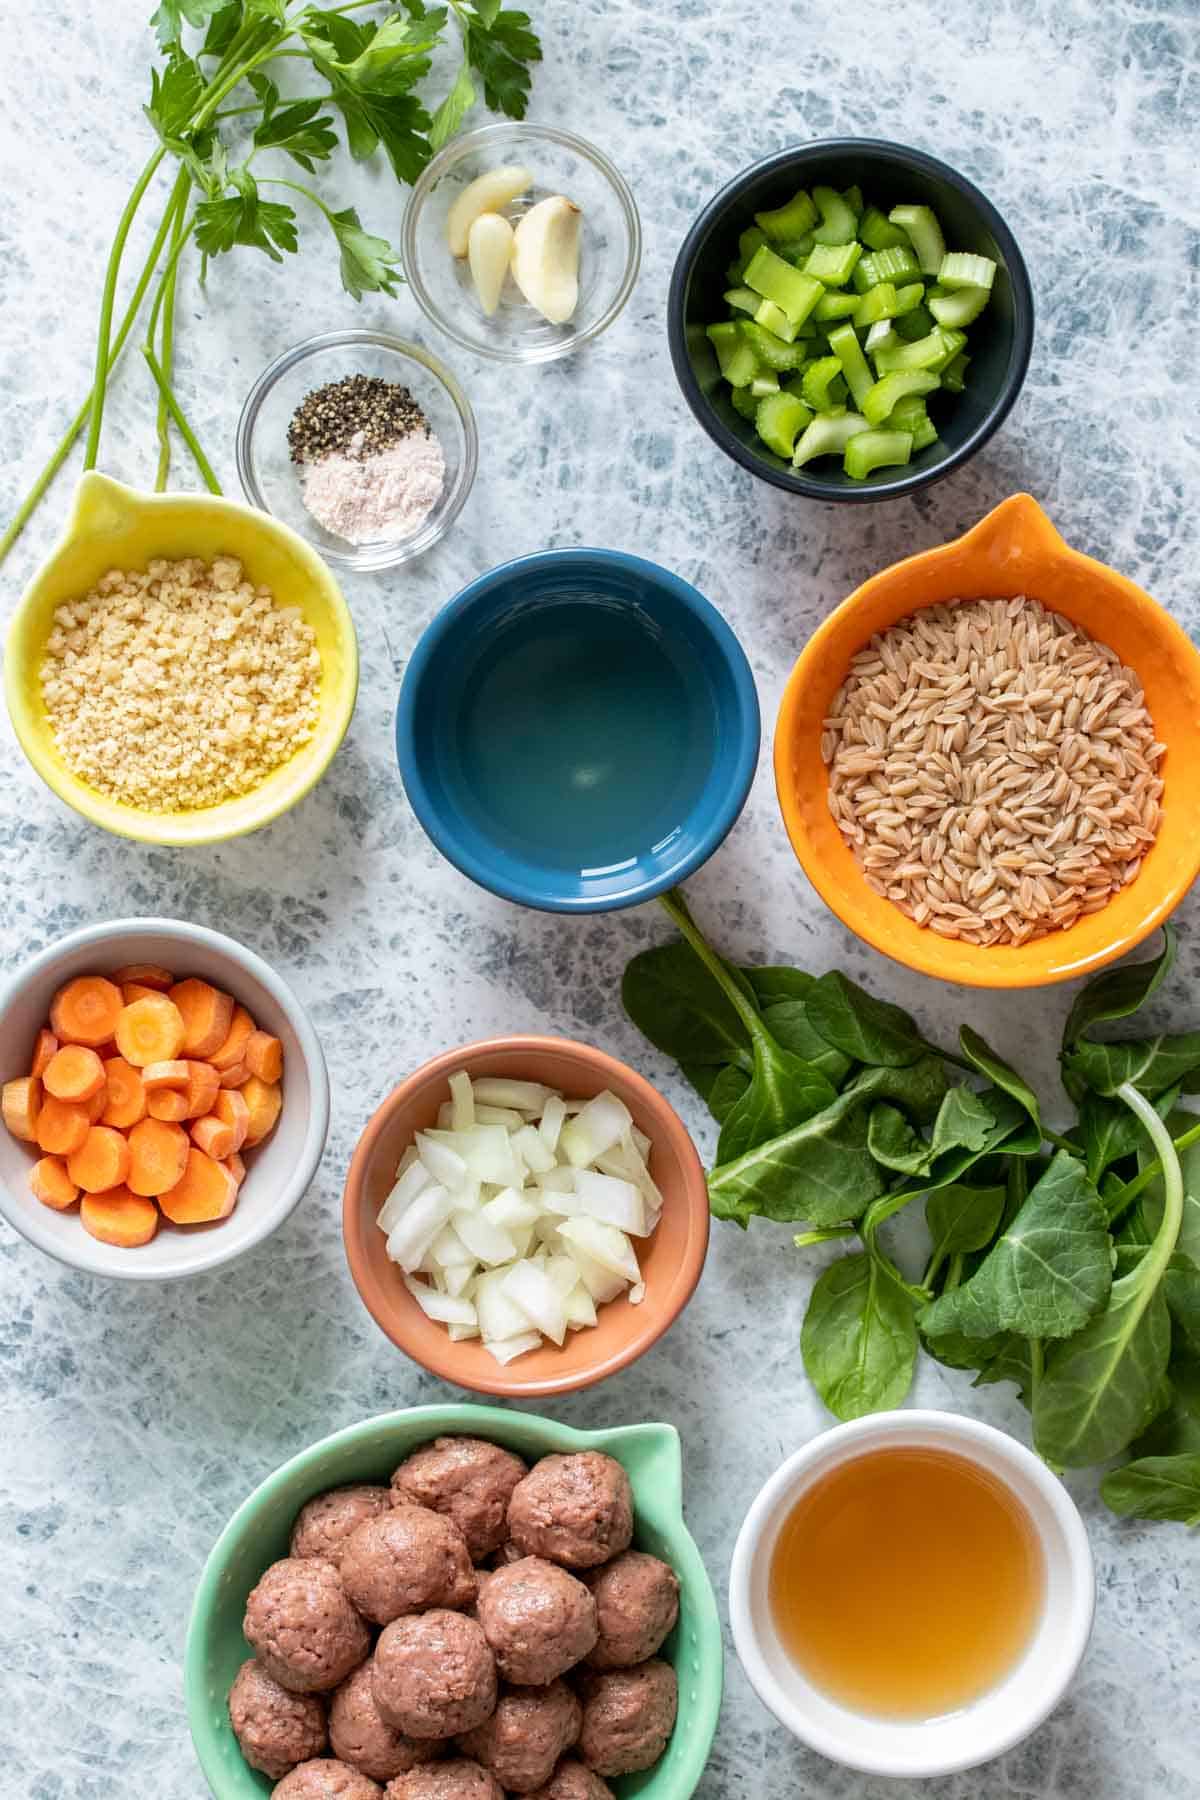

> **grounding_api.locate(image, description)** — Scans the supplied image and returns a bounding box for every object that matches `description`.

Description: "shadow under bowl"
[668,138,1034,501]
[396,549,761,912]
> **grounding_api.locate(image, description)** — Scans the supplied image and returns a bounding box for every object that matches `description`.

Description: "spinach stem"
[1029,1338,1044,1409]
[658,890,765,1044]
[1116,1084,1185,1286]
[794,1226,857,1249]
[945,1251,964,1292]
[141,346,222,495]
[922,1246,945,1289]
[1107,1116,1200,1219]
[83,148,167,470]
[0,167,190,567]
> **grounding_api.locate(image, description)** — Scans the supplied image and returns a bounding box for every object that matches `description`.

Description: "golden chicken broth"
[769,1446,1044,1719]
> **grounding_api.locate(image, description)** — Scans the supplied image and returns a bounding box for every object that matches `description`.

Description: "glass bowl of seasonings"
[236,330,478,572]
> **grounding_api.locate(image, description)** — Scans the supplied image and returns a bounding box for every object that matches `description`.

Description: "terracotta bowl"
[343,1036,710,1397]
[774,492,1200,988]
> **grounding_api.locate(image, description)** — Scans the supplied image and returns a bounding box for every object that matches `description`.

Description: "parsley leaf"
[194,167,299,262]
[144,52,205,140]
[465,8,541,119]
[201,2,243,55]
[429,60,476,150]
[150,0,228,50]
[302,13,436,180]
[252,86,339,172]
[327,205,404,300]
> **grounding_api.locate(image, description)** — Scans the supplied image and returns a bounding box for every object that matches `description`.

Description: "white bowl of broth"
[728,1410,1095,1777]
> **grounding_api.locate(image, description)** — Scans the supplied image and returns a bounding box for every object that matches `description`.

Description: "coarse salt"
[301,430,446,545]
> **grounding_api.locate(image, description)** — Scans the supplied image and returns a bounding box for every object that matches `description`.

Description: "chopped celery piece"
[801,356,847,411]
[739,319,807,370]
[873,327,964,374]
[854,282,899,326]
[811,185,858,246]
[928,285,991,328]
[740,225,768,263]
[756,391,813,457]
[730,385,759,420]
[754,188,818,241]
[744,246,823,325]
[724,287,760,316]
[865,321,899,356]
[851,261,876,295]
[894,302,935,341]
[887,394,939,450]
[827,323,874,410]
[940,350,971,393]
[939,251,996,291]
[793,410,870,467]
[893,282,926,317]
[888,204,946,275]
[859,206,911,252]
[777,233,815,264]
[750,370,780,397]
[842,184,864,218]
[803,241,863,286]
[813,288,862,322]
[706,323,760,387]
[753,298,801,342]
[844,429,913,479]
[859,245,920,287]
[862,368,940,427]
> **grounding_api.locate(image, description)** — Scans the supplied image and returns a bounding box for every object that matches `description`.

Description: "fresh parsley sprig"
[1,0,544,559]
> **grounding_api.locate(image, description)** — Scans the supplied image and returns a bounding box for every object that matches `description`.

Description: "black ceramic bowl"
[668,139,1034,502]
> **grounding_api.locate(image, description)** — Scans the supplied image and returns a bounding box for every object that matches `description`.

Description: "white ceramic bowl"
[729,1410,1095,1778]
[0,919,329,1281]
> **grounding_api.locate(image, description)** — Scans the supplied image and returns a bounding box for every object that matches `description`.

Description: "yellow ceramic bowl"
[775,493,1200,989]
[4,473,358,845]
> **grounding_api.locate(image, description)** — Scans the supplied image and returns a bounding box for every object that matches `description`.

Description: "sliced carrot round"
[49,976,124,1048]
[143,1060,190,1091]
[210,1004,256,1072]
[43,1044,106,1104]
[169,979,235,1059]
[30,1029,59,1080]
[148,1089,190,1122]
[67,1125,132,1195]
[126,1117,189,1197]
[159,1147,239,1224]
[115,995,186,1069]
[101,1058,147,1130]
[30,1156,80,1211]
[36,1095,90,1157]
[111,964,175,992]
[241,1076,283,1148]
[80,1188,159,1248]
[3,1075,43,1144]
[244,1031,284,1083]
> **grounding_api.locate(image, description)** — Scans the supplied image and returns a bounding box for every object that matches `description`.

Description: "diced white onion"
[377,1071,664,1359]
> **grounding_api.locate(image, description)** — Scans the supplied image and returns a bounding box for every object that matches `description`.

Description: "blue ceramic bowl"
[396,548,761,911]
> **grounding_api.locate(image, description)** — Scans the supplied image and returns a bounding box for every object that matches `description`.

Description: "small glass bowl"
[236,330,478,572]
[402,123,641,363]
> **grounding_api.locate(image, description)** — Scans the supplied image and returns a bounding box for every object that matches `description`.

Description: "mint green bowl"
[184,1404,723,1798]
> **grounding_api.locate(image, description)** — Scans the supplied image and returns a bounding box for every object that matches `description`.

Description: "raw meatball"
[374,1611,497,1740]
[487,1540,525,1570]
[292,1487,393,1570]
[245,1558,371,1695]
[477,1556,597,1686]
[507,1455,633,1571]
[228,1658,328,1780]
[330,1661,446,1783]
[457,1680,581,1794]
[524,1762,614,1800]
[341,1506,476,1626]
[383,1760,503,1800]
[577,1661,678,1777]
[585,1552,680,1669]
[392,1438,528,1562]
[272,1758,382,1797]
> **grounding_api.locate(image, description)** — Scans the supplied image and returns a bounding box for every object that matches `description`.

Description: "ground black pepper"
[288,374,430,464]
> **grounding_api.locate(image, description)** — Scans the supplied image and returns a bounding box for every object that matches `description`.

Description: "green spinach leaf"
[806,971,939,1068]
[868,1086,995,1178]
[925,1181,1007,1266]
[801,1252,918,1419]
[683,1063,748,1124]
[621,941,751,1073]
[920,1151,1111,1342]
[716,1042,837,1164]
[744,967,816,1005]
[1062,925,1176,1052]
[1100,1454,1200,1525]
[761,1000,853,1086]
[959,1026,1042,1138]
[1132,1353,1200,1457]
[708,1088,884,1229]
[1063,1032,1200,1100]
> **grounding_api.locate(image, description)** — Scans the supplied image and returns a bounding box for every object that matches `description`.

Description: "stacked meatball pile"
[228,1437,681,1799]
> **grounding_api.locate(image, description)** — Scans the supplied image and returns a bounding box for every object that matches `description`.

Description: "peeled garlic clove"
[511,195,581,325]
[468,212,515,316]
[446,164,532,257]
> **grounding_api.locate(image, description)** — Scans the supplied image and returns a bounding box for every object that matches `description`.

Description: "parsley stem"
[141,345,221,496]
[83,148,166,471]
[0,167,190,568]
[150,195,193,491]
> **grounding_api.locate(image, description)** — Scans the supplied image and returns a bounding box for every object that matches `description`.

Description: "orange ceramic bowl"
[775,493,1200,988]
[343,1036,710,1397]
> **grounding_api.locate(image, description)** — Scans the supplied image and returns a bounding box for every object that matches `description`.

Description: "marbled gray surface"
[2,0,1199,1794]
